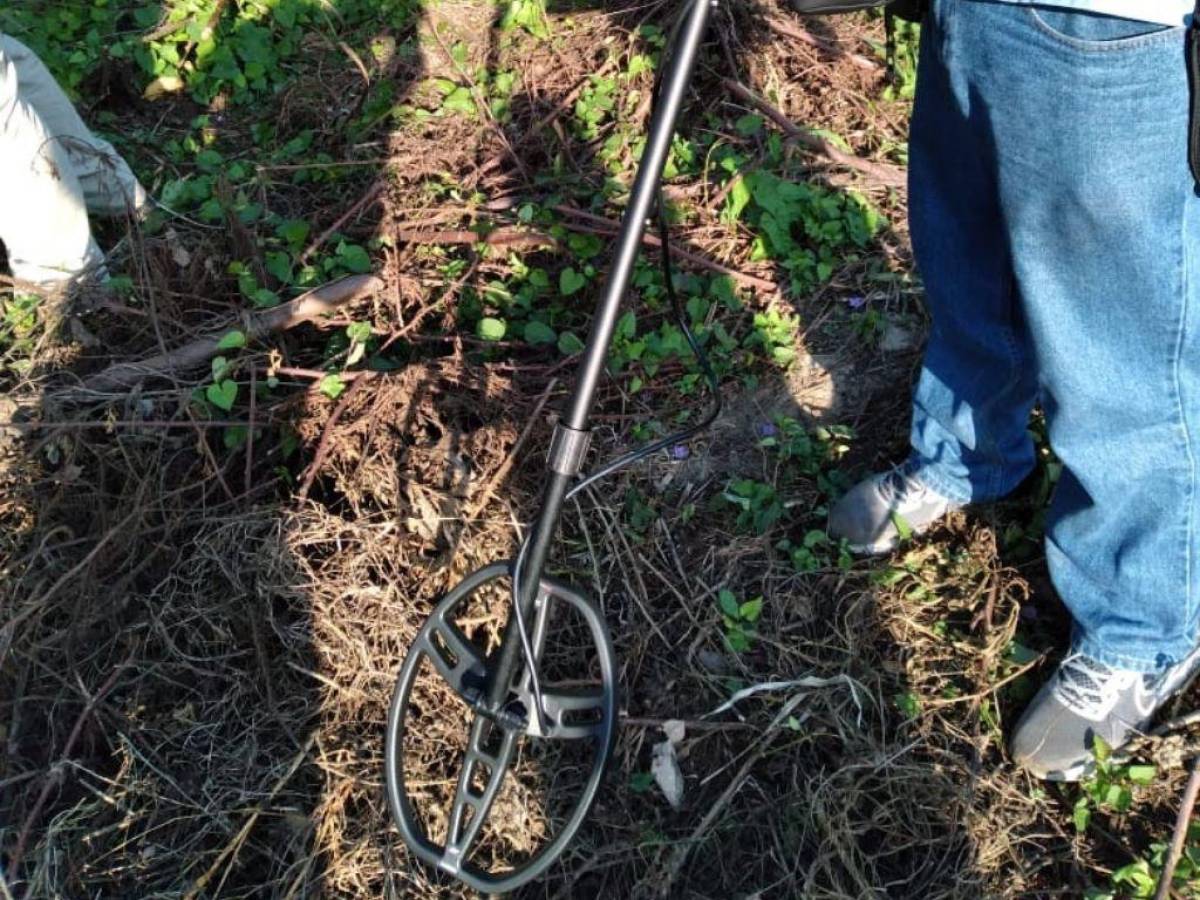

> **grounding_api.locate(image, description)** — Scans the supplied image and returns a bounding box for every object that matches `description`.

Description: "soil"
[3,3,1197,899]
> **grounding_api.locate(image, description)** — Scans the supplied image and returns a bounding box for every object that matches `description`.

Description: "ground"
[1,1,1199,898]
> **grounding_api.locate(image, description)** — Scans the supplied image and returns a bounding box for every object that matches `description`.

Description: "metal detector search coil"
[384,0,717,890]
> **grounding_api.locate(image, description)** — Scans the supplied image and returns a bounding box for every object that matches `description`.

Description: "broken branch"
[70,275,384,395]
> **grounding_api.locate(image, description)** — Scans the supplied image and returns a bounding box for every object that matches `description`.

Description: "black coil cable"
[508,2,722,731]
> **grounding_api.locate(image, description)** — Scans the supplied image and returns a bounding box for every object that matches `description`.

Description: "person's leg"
[969,4,1200,672]
[939,2,1200,778]
[1,35,146,218]
[905,0,1041,507]
[0,38,103,286]
[827,0,1039,554]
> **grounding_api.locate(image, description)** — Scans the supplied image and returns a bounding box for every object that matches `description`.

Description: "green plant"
[725,170,882,295]
[0,294,39,370]
[744,308,799,368]
[722,479,783,534]
[851,307,887,346]
[759,416,853,476]
[1072,737,1157,834]
[716,588,763,653]
[779,529,852,573]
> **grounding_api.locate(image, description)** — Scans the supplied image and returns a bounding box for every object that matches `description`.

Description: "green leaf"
[319,374,346,400]
[894,692,921,719]
[206,379,237,411]
[265,250,293,284]
[276,219,310,247]
[1127,764,1157,786]
[346,321,373,344]
[223,425,248,450]
[1093,735,1112,764]
[725,626,750,653]
[557,331,584,355]
[559,267,586,296]
[336,242,372,274]
[1005,640,1040,666]
[477,317,507,341]
[891,511,913,541]
[738,597,764,624]
[441,86,476,116]
[523,320,556,345]
[1073,796,1091,832]
[734,114,763,136]
[211,355,231,382]
[216,330,246,351]
[717,589,739,618]
[629,771,654,793]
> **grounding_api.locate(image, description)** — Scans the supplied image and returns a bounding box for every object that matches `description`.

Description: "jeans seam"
[990,270,1024,501]
[1026,8,1184,54]
[1176,197,1197,647]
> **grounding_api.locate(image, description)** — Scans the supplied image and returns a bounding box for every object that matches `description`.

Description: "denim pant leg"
[907,2,1039,507]
[931,1,1200,671]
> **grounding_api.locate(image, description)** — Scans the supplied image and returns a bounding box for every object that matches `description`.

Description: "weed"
[726,169,882,295]
[722,479,783,534]
[1072,737,1157,833]
[716,588,763,653]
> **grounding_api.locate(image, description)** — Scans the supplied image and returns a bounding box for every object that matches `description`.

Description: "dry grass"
[3,4,1199,899]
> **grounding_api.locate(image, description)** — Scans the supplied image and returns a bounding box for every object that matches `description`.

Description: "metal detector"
[385,0,718,890]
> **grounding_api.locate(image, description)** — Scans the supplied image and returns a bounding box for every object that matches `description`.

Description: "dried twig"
[655,693,807,895]
[181,734,316,900]
[765,13,878,71]
[392,226,557,251]
[722,79,906,188]
[1156,757,1200,900]
[551,204,778,294]
[67,275,384,395]
[297,371,377,502]
[11,659,129,895]
[299,182,385,264]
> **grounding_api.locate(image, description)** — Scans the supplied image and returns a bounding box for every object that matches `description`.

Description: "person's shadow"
[0,1,1015,897]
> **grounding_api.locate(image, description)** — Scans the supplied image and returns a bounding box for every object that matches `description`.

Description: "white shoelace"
[878,464,928,508]
[1055,653,1140,720]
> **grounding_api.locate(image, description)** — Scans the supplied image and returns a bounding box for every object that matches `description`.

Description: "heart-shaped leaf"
[206,379,237,411]
[523,320,556,345]
[559,267,586,296]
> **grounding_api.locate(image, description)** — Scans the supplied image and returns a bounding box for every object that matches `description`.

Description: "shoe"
[1011,646,1200,781]
[827,461,958,554]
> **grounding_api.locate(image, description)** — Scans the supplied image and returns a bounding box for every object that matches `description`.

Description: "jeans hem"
[908,456,973,506]
[1073,634,1195,675]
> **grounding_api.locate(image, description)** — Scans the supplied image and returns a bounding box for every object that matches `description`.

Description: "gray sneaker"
[1011,646,1200,781]
[828,462,958,554]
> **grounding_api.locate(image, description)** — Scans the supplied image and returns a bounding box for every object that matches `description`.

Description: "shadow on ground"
[0,2,1090,898]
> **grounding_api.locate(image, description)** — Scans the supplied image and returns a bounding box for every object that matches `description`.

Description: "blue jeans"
[908,0,1200,672]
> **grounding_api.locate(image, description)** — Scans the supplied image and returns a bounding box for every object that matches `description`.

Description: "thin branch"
[1156,757,1200,900]
[722,79,906,188]
[64,275,383,396]
[12,659,130,895]
[551,204,778,294]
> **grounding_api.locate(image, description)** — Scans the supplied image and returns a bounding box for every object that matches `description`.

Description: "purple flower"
[671,444,690,460]
[846,295,867,310]
[757,422,778,438]
[1019,604,1039,622]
